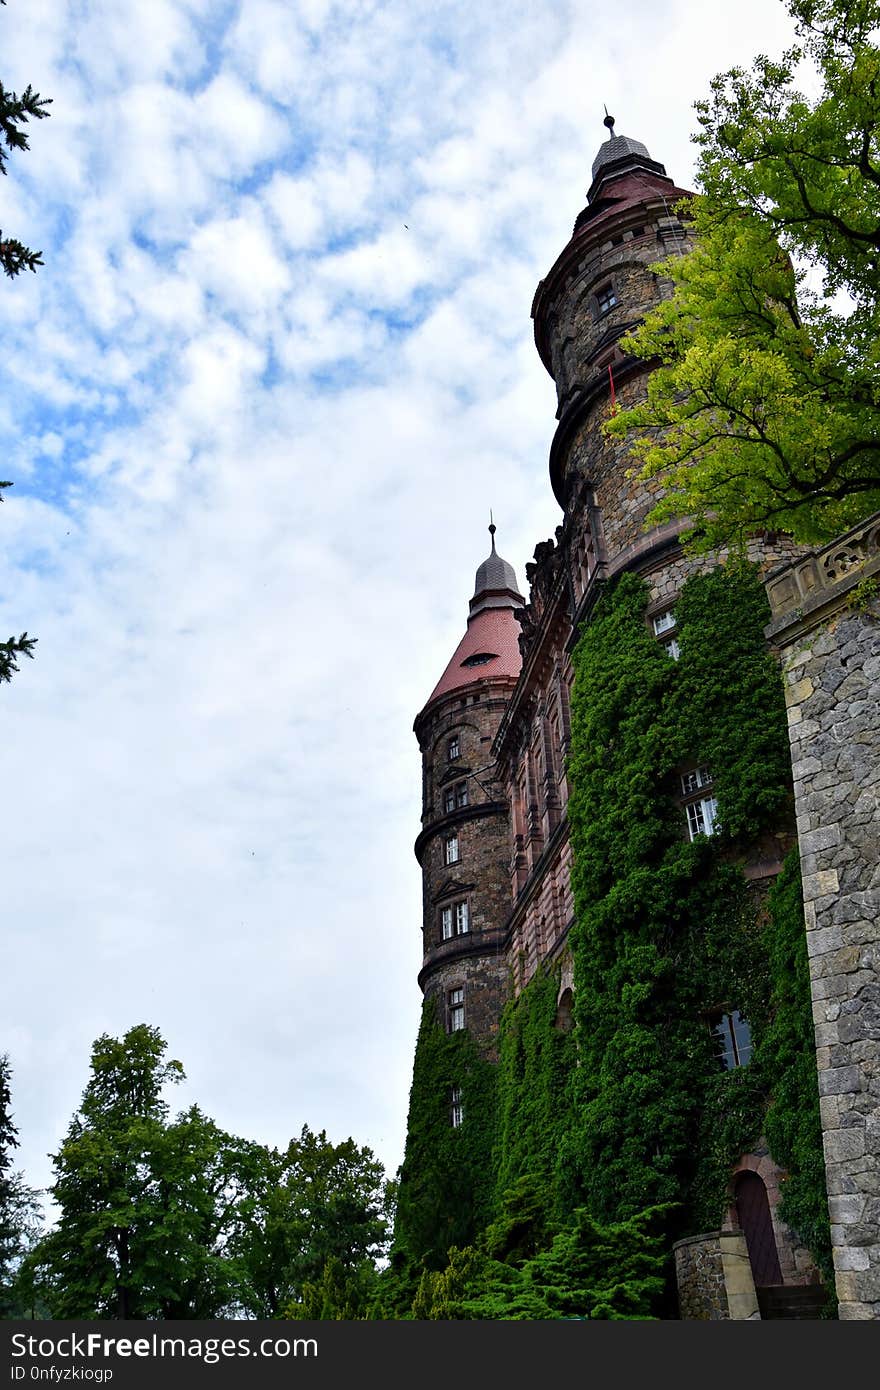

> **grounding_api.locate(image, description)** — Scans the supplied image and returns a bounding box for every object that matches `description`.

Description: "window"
[664,637,681,661]
[595,283,617,316]
[448,987,465,1032]
[681,766,712,796]
[444,780,468,813]
[440,900,469,940]
[461,651,498,668]
[448,736,460,760]
[686,795,718,840]
[711,1010,753,1069]
[450,1085,464,1128]
[445,834,459,865]
[652,609,676,636]
[681,767,718,840]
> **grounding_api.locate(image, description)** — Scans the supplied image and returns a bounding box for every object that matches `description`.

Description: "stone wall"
[674,1231,759,1320]
[765,512,880,1320]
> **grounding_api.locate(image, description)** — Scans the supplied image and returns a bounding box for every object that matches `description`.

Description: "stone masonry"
[766,512,880,1319]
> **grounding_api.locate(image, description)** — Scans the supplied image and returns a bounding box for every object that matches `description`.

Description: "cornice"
[418,928,508,990]
[414,800,508,864]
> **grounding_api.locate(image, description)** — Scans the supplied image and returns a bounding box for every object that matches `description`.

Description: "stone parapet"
[674,1230,759,1319]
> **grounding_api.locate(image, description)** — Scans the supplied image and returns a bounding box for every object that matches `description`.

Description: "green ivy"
[563,564,830,1268]
[492,965,576,1226]
[394,563,832,1311]
[759,851,834,1286]
[392,997,496,1272]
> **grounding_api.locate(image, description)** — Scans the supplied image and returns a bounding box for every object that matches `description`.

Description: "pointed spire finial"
[603,106,615,137]
[489,509,497,551]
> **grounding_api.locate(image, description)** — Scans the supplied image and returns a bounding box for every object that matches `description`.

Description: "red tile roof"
[423,606,523,708]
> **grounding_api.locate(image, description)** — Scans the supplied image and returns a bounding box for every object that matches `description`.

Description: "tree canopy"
[24,1025,393,1319]
[608,0,880,546]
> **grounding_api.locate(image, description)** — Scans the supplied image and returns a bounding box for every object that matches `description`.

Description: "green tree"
[231,1125,391,1318]
[608,0,880,546]
[0,1055,42,1316]
[0,0,51,279]
[25,1025,247,1318]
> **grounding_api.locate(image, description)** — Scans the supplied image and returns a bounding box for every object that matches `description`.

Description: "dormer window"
[461,652,498,668]
[595,283,617,317]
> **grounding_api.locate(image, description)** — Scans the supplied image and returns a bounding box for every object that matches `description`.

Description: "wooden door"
[735,1171,783,1287]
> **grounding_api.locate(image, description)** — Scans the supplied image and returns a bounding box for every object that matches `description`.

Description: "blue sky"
[1,0,797,1203]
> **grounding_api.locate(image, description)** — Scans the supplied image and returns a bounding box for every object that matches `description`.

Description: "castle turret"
[412,524,524,1054]
[531,115,693,566]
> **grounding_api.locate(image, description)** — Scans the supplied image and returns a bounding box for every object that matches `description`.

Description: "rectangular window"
[441,907,453,941]
[445,834,459,865]
[456,901,469,935]
[686,796,718,840]
[711,1010,753,1069]
[681,766,712,796]
[596,283,617,315]
[449,987,465,1033]
[664,637,681,661]
[448,736,460,761]
[444,787,456,815]
[652,609,676,635]
[456,781,469,809]
[450,1085,464,1128]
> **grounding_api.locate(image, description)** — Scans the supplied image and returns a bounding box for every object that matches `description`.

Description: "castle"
[399,124,880,1320]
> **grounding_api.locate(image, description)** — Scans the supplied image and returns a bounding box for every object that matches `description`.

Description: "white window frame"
[450,1085,464,1128]
[445,834,459,865]
[441,906,453,941]
[448,736,460,761]
[448,987,465,1033]
[664,637,681,661]
[686,795,718,840]
[681,766,712,796]
[652,609,676,636]
[456,901,469,935]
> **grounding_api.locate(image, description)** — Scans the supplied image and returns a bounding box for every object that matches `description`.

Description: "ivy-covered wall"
[394,564,831,1304]
[563,565,830,1262]
[393,997,496,1271]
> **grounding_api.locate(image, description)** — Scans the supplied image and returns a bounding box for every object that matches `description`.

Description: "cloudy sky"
[1,0,798,1203]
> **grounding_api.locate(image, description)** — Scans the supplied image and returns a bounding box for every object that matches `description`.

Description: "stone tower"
[412,526,524,1055]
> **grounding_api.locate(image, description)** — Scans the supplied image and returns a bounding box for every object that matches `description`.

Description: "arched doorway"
[734,1171,782,1287]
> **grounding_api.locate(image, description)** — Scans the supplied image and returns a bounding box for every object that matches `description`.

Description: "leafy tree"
[0,1055,42,1316]
[26,1025,393,1319]
[0,0,51,279]
[230,1125,392,1318]
[608,0,880,546]
[24,1026,252,1318]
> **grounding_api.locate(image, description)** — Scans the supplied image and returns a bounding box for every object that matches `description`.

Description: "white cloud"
[0,0,802,1205]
